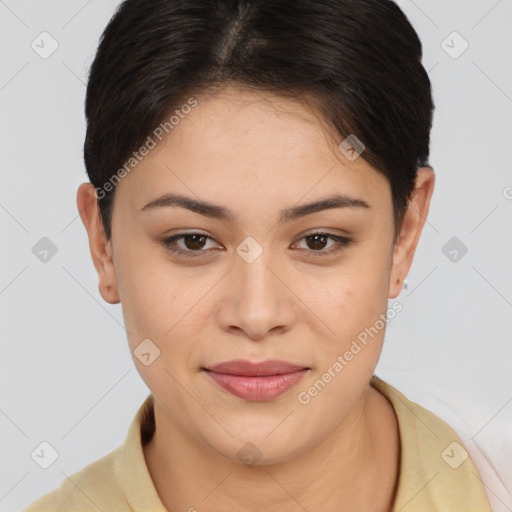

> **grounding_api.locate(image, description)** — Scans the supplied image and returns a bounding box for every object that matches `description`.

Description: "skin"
[77,85,435,511]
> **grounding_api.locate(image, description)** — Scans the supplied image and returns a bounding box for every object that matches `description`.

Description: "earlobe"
[388,167,435,299]
[76,183,121,304]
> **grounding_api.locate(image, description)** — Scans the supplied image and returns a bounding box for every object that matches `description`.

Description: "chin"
[205,431,310,468]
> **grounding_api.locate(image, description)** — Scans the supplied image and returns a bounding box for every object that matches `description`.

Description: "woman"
[25,0,492,510]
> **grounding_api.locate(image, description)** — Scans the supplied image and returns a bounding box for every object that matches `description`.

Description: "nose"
[215,249,297,341]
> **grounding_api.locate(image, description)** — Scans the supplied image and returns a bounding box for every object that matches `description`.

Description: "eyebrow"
[140,192,370,223]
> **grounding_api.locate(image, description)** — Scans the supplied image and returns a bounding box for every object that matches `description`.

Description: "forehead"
[114,86,390,215]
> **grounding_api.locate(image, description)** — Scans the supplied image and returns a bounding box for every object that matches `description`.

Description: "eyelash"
[161,231,353,258]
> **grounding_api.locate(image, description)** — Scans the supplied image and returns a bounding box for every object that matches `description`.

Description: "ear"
[388,167,435,299]
[76,183,120,304]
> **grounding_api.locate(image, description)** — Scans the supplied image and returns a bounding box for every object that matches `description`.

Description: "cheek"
[302,255,391,359]
[116,259,200,394]
[113,241,175,345]
[116,247,216,361]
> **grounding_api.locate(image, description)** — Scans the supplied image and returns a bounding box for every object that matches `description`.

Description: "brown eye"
[305,233,329,250]
[180,234,209,250]
[293,231,353,257]
[162,232,219,257]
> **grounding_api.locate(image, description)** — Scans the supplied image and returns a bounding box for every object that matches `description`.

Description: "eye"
[292,231,353,257]
[162,230,353,258]
[162,232,221,257]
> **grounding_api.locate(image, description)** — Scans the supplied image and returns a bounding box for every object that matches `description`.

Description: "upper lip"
[204,359,309,376]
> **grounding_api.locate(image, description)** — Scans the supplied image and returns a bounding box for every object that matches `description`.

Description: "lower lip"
[204,369,308,401]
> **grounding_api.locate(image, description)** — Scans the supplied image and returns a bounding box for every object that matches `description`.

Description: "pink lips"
[203,359,309,401]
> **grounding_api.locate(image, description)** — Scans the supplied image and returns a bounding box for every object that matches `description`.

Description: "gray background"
[1,0,511,510]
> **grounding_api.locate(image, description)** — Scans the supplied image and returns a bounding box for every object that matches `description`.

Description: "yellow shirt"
[24,375,492,511]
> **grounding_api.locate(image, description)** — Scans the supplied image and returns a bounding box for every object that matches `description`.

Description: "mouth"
[202,359,310,401]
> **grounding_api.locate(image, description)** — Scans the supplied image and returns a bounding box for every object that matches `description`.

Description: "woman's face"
[80,85,429,464]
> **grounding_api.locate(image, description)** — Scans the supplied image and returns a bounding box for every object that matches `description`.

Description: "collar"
[371,375,491,511]
[113,376,491,511]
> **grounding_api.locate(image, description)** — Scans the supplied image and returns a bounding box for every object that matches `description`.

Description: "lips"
[204,359,308,376]
[203,359,309,401]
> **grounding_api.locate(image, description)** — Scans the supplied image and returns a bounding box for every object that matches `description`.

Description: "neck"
[143,383,400,512]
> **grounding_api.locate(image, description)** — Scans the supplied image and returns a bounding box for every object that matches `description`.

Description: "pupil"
[186,234,206,250]
[307,234,327,250]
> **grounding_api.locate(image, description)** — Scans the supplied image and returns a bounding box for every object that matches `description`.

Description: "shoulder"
[23,393,161,512]
[23,447,129,512]
[370,375,492,512]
